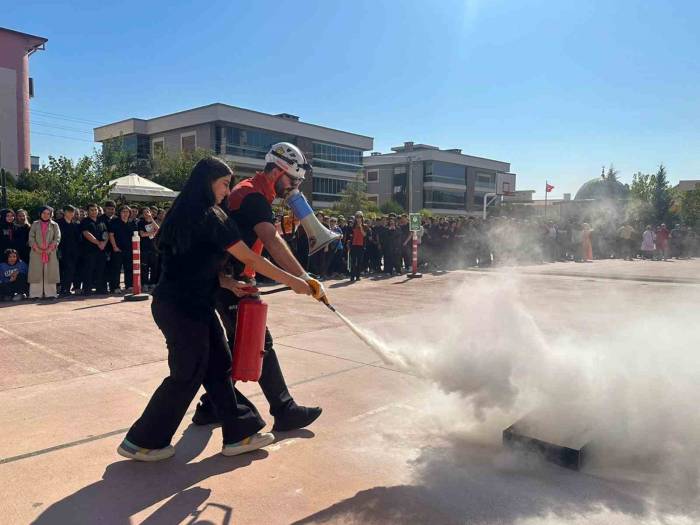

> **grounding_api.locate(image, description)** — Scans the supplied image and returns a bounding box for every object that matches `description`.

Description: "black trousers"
[199,288,293,418]
[141,250,160,286]
[0,274,28,296]
[110,251,133,290]
[402,244,412,270]
[98,251,113,292]
[80,250,107,293]
[58,252,79,294]
[350,246,364,278]
[385,248,402,274]
[126,298,264,449]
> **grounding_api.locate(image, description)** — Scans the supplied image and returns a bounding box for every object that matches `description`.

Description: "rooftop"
[676,180,700,192]
[94,103,373,150]
[364,141,511,172]
[0,26,48,51]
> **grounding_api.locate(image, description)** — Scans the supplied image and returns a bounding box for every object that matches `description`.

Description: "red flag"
[546,183,554,193]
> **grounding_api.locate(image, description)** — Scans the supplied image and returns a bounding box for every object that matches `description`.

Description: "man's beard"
[275,180,293,199]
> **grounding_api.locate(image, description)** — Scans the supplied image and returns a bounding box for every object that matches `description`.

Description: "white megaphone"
[286,189,341,255]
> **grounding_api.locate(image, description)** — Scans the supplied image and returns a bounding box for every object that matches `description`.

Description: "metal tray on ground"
[503,413,593,471]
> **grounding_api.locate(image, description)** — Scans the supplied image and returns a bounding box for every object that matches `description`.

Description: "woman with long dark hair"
[0,209,17,256]
[14,209,31,263]
[118,157,311,462]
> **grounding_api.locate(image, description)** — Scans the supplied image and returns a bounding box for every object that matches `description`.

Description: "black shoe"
[272,404,322,432]
[192,400,220,426]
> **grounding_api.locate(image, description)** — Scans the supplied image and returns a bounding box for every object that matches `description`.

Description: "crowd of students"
[2,202,698,302]
[0,201,167,301]
[278,212,699,279]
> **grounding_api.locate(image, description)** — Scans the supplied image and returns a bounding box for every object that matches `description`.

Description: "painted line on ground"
[0,361,373,465]
[0,357,168,394]
[462,267,700,285]
[275,342,418,378]
[347,402,418,423]
[0,326,149,399]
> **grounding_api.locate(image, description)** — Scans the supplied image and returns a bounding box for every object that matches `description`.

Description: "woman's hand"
[220,275,258,298]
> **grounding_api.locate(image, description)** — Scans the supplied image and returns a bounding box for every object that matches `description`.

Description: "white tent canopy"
[108,173,178,202]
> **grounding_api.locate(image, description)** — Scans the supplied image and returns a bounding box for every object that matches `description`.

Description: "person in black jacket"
[79,203,109,295]
[57,206,81,296]
[108,205,137,293]
[14,209,31,263]
[384,216,403,275]
[0,209,18,257]
[97,200,117,293]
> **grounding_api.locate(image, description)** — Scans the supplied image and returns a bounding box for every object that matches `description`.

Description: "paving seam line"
[0,326,149,399]
[275,342,419,378]
[0,357,169,394]
[461,268,700,285]
[0,361,372,465]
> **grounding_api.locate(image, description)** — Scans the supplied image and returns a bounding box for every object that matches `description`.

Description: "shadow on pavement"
[31,428,267,525]
[71,300,126,310]
[292,442,696,525]
[329,280,356,289]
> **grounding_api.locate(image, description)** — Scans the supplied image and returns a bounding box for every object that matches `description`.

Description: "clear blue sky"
[6,0,700,197]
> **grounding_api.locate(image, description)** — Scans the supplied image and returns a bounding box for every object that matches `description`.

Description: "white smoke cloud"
[353,274,700,511]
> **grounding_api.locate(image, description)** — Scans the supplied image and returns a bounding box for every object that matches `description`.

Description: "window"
[393,165,406,175]
[181,132,196,153]
[366,170,378,182]
[152,138,165,155]
[367,194,379,205]
[216,126,294,160]
[312,177,350,202]
[312,142,363,172]
[475,172,496,191]
[423,189,466,210]
[424,161,466,185]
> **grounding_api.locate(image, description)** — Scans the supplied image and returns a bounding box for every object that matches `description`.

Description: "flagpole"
[544,180,548,218]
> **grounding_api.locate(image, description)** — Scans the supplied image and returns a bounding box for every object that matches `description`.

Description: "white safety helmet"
[265,142,311,182]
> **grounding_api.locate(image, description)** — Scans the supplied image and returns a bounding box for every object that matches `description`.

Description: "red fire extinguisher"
[231,295,268,382]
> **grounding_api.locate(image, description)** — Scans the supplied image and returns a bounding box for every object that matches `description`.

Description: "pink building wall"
[0,28,47,175]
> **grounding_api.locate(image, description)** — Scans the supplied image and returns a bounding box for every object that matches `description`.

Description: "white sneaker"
[117,439,175,462]
[221,432,275,456]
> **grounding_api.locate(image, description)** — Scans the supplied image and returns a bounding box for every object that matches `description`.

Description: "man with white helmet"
[193,142,326,431]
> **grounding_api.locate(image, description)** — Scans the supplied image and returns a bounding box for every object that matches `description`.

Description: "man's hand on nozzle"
[301,273,328,302]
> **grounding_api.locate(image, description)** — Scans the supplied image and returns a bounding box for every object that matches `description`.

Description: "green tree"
[149,148,228,191]
[379,199,405,215]
[626,171,656,225]
[7,188,51,214]
[331,171,379,216]
[676,189,700,226]
[11,152,114,210]
[651,164,673,224]
[629,171,655,202]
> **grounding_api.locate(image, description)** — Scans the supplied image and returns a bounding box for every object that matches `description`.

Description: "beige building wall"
[0,66,19,175]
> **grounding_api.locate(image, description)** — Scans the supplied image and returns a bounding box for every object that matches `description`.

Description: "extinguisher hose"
[258,285,336,311]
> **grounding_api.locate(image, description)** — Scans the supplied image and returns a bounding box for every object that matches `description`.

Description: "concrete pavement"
[1,259,699,524]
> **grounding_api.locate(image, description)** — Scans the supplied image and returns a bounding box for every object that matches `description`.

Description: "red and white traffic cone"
[124,231,150,302]
[407,230,422,279]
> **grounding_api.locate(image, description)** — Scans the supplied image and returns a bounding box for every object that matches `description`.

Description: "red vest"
[227,173,277,278]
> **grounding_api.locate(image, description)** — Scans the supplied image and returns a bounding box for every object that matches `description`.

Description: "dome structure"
[574,177,629,201]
